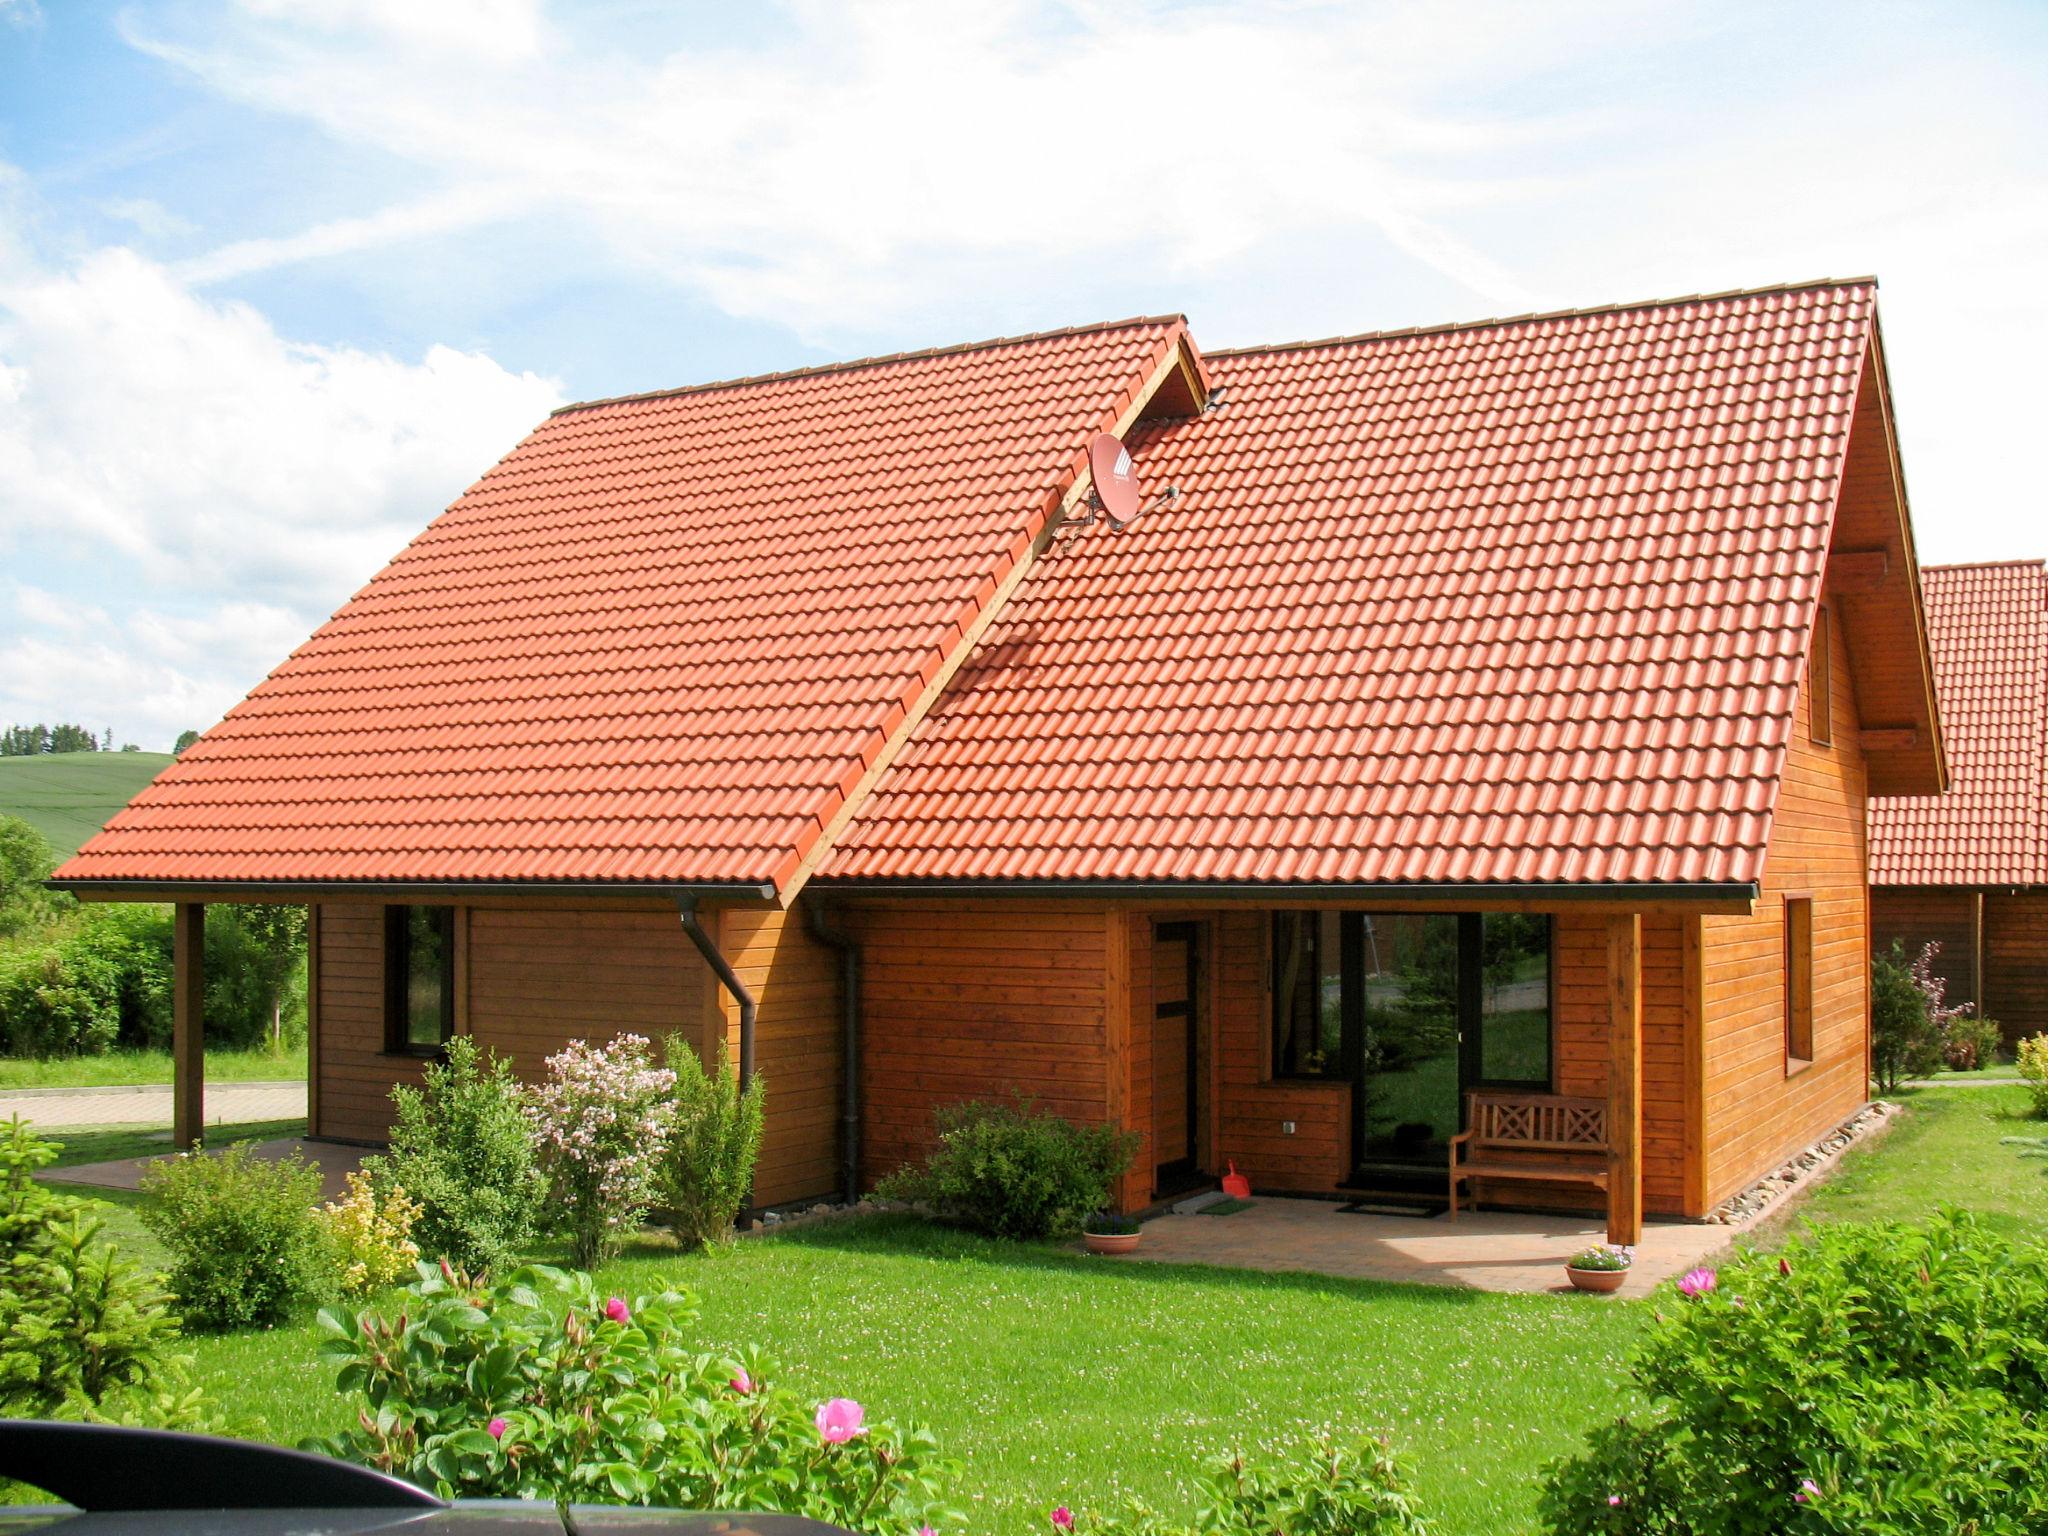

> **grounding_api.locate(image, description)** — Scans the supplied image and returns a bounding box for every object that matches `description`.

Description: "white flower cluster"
[526,1034,679,1264]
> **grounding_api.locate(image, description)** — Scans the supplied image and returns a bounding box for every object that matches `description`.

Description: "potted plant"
[1564,1243,1633,1293]
[1082,1211,1142,1255]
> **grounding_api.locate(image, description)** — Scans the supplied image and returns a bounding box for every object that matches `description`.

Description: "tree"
[46,724,99,754]
[0,816,67,937]
[173,729,200,755]
[1871,940,1943,1091]
[233,905,308,1050]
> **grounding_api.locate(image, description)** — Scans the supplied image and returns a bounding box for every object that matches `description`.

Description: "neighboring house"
[54,279,1944,1243]
[1870,562,2048,1048]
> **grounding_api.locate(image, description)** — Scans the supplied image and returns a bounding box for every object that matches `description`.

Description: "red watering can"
[1221,1161,1252,1200]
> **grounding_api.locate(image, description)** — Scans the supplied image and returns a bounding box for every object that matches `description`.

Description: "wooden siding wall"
[1986,892,2048,1048]
[716,904,845,1206]
[1554,913,1695,1216]
[1869,888,1979,1012]
[1700,598,1872,1210]
[310,900,844,1209]
[844,898,1112,1191]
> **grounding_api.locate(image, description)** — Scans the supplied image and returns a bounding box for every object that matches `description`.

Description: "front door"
[1351,914,1463,1172]
[1151,921,1201,1191]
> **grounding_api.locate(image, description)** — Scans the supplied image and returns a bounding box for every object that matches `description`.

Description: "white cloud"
[233,0,544,63]
[0,232,563,746]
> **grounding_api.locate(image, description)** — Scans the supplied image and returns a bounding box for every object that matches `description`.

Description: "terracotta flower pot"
[1083,1231,1142,1255]
[1565,1264,1629,1293]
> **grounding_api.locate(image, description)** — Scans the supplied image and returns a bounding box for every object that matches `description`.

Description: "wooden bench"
[1448,1092,1608,1218]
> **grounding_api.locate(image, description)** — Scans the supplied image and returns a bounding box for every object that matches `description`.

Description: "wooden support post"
[1606,913,1642,1245]
[173,902,205,1151]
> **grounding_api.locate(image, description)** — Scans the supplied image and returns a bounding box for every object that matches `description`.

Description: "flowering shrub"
[528,1035,677,1267]
[317,1170,422,1294]
[1538,1209,2048,1534]
[365,1036,544,1275]
[1063,1432,1432,1536]
[1566,1244,1632,1273]
[659,1036,765,1250]
[310,1261,958,1531]
[2016,1034,2048,1117]
[138,1139,332,1330]
[876,1097,1138,1240]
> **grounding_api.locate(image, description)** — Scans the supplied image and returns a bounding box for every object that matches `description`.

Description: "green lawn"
[1757,1083,2048,1246]
[0,750,175,861]
[37,1116,308,1171]
[0,1046,306,1091]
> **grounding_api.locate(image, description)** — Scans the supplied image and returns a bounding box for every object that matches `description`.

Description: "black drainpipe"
[677,898,756,1092]
[803,898,862,1204]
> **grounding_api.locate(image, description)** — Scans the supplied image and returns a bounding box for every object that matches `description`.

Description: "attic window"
[1809,605,1833,746]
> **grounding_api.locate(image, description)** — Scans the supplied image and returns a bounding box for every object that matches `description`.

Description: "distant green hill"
[0,750,175,862]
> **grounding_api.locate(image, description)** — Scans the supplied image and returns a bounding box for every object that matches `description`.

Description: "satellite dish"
[1087,432,1142,524]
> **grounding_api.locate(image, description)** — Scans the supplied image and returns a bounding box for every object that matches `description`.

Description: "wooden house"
[1871,562,2048,1047]
[54,280,1945,1243]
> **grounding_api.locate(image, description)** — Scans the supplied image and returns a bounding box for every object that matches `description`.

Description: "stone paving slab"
[46,1136,363,1201]
[0,1081,305,1128]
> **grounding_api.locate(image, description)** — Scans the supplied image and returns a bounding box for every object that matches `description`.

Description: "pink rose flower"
[815,1397,865,1443]
[1677,1266,1717,1298]
[1607,1494,1622,1506]
[1795,1478,1818,1503]
[731,1367,755,1395]
[487,1417,508,1441]
[1051,1507,1074,1530]
[604,1296,631,1324]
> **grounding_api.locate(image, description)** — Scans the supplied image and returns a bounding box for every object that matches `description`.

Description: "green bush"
[0,815,68,938]
[0,940,122,1056]
[1941,1012,2004,1072]
[529,1034,675,1268]
[138,1140,332,1330]
[364,1036,544,1275]
[876,1097,1138,1240]
[1538,1209,2048,1535]
[1870,941,1941,1092]
[1073,1432,1432,1536]
[659,1037,764,1250]
[0,1117,192,1420]
[2017,1035,2048,1118]
[310,1261,959,1529]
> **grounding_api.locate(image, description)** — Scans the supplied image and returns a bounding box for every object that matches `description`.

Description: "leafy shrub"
[876,1098,1138,1240]
[528,1034,675,1267]
[1870,941,1942,1092]
[310,1261,959,1529]
[0,940,121,1056]
[317,1170,423,1294]
[2017,1034,2048,1118]
[0,815,68,938]
[363,1036,543,1275]
[0,1117,191,1420]
[1070,1432,1432,1536]
[1538,1209,2048,1535]
[1941,1012,2003,1072]
[659,1037,764,1250]
[138,1140,331,1329]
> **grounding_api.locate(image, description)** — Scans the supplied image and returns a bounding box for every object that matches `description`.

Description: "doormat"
[1335,1199,1448,1219]
[1195,1198,1253,1216]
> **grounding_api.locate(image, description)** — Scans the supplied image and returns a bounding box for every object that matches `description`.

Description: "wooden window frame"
[1784,895,1815,1070]
[383,904,456,1057]
[1808,604,1833,747]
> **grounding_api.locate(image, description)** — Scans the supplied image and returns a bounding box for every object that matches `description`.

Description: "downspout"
[677,898,756,1092]
[804,899,863,1204]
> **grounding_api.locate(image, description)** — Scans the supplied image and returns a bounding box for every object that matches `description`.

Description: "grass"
[0,750,175,861]
[34,1115,308,1170]
[0,1046,306,1091]
[1756,1083,2048,1246]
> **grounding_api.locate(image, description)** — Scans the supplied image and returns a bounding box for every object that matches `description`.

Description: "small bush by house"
[364,1036,545,1275]
[528,1033,676,1268]
[659,1036,764,1250]
[311,1260,959,1531]
[1538,1208,2048,1535]
[0,1116,202,1425]
[138,1140,332,1330]
[876,1098,1138,1240]
[2017,1035,2048,1118]
[316,1169,422,1294]
[1869,941,1943,1091]
[1941,1012,2003,1072]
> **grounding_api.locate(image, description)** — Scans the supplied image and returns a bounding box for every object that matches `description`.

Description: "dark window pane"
[1357,914,1461,1154]
[1479,914,1550,1084]
[387,905,452,1051]
[1271,912,1341,1078]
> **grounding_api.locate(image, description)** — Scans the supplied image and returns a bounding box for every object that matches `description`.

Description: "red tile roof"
[56,318,1190,891]
[1870,562,2048,887]
[824,283,1881,889]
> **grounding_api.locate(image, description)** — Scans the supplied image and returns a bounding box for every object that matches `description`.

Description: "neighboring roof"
[825,282,1889,888]
[55,318,1191,891]
[1870,562,2048,887]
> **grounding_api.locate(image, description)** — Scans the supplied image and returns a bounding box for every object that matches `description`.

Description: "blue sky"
[2,0,2045,748]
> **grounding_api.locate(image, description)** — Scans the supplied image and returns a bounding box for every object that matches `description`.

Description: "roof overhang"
[48,878,781,907]
[811,878,1760,915]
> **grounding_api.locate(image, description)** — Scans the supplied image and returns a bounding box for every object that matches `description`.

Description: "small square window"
[385,906,455,1054]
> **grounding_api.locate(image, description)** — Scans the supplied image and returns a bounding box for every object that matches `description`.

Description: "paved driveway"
[0,1080,306,1129]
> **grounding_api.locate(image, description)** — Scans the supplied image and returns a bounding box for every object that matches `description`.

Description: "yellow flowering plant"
[318,1170,423,1294]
